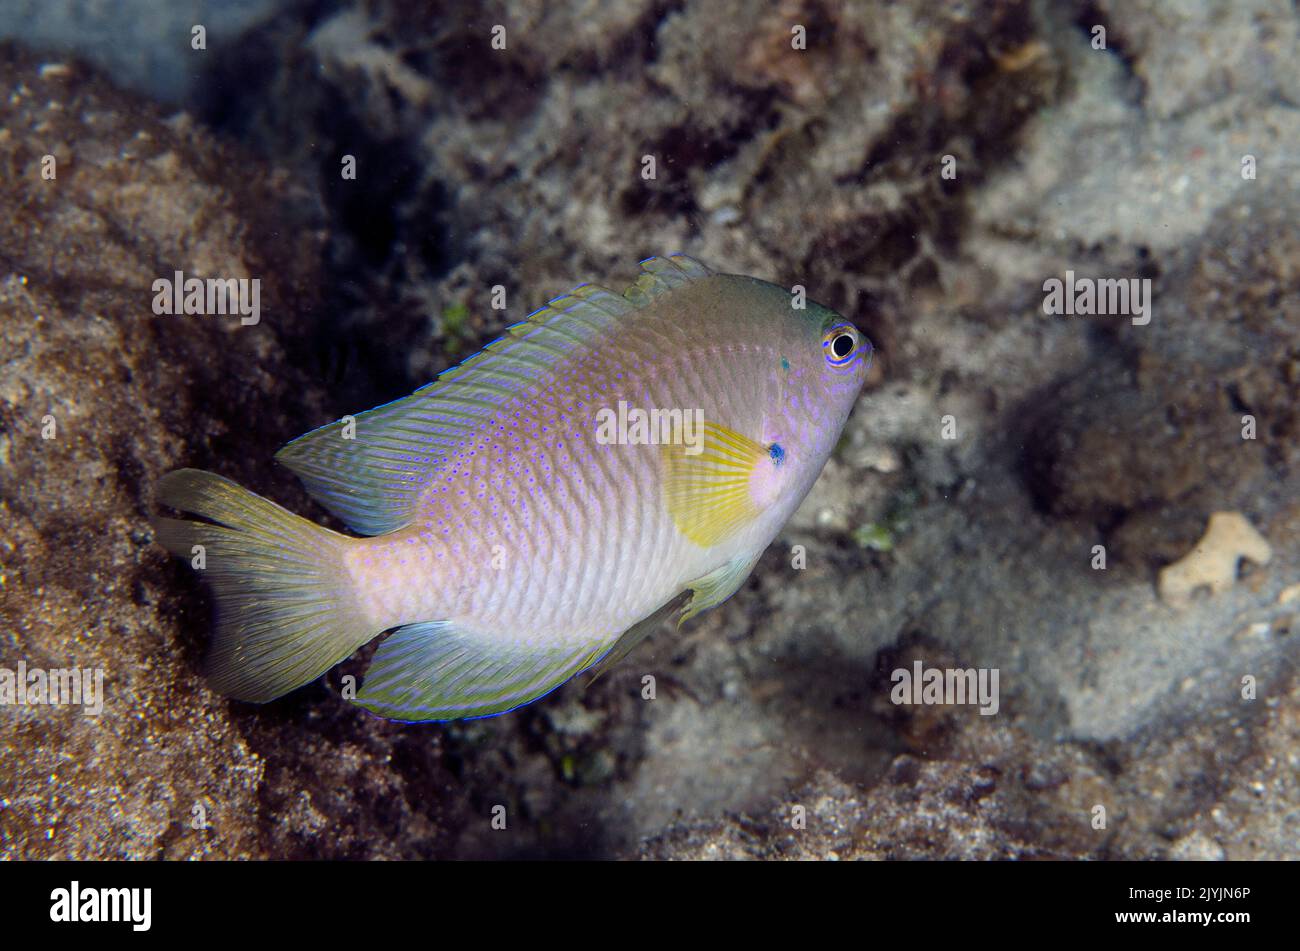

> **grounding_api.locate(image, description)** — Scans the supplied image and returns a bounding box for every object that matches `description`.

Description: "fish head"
[787,297,871,479]
[719,275,871,463]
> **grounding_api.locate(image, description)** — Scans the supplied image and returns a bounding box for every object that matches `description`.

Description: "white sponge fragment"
[1158,512,1273,607]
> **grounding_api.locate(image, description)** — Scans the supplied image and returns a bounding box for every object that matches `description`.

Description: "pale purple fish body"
[155,254,871,720]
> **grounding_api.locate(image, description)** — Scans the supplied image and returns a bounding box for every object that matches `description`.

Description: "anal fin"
[354,621,606,721]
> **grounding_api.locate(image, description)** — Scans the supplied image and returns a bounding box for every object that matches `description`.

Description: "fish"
[154,254,872,721]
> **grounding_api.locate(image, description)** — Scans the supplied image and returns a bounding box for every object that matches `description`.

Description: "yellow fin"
[661,421,773,547]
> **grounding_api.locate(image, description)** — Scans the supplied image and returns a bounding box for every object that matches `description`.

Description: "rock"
[0,43,464,860]
[0,0,286,102]
[0,42,323,858]
[641,662,1300,860]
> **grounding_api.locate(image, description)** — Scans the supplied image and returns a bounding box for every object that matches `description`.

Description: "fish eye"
[822,325,859,367]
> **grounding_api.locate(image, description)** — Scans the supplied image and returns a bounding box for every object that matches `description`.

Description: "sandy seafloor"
[0,0,1297,859]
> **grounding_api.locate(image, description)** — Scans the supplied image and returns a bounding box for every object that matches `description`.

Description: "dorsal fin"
[624,253,714,307]
[276,255,714,536]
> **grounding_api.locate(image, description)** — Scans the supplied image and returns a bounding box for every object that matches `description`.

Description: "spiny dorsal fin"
[623,253,714,307]
[277,256,714,536]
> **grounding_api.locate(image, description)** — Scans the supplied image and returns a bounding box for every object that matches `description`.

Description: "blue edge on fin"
[353,642,618,724]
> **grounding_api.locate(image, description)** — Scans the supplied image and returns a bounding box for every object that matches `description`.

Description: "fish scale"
[154,254,872,720]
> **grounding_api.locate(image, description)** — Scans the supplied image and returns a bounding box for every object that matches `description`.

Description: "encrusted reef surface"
[1,0,1296,859]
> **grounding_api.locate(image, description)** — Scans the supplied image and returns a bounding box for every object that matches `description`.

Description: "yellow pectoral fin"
[661,421,776,547]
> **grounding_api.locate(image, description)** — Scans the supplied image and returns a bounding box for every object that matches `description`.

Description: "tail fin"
[153,468,376,702]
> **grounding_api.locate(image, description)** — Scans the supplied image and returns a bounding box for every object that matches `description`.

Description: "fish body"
[155,255,871,720]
